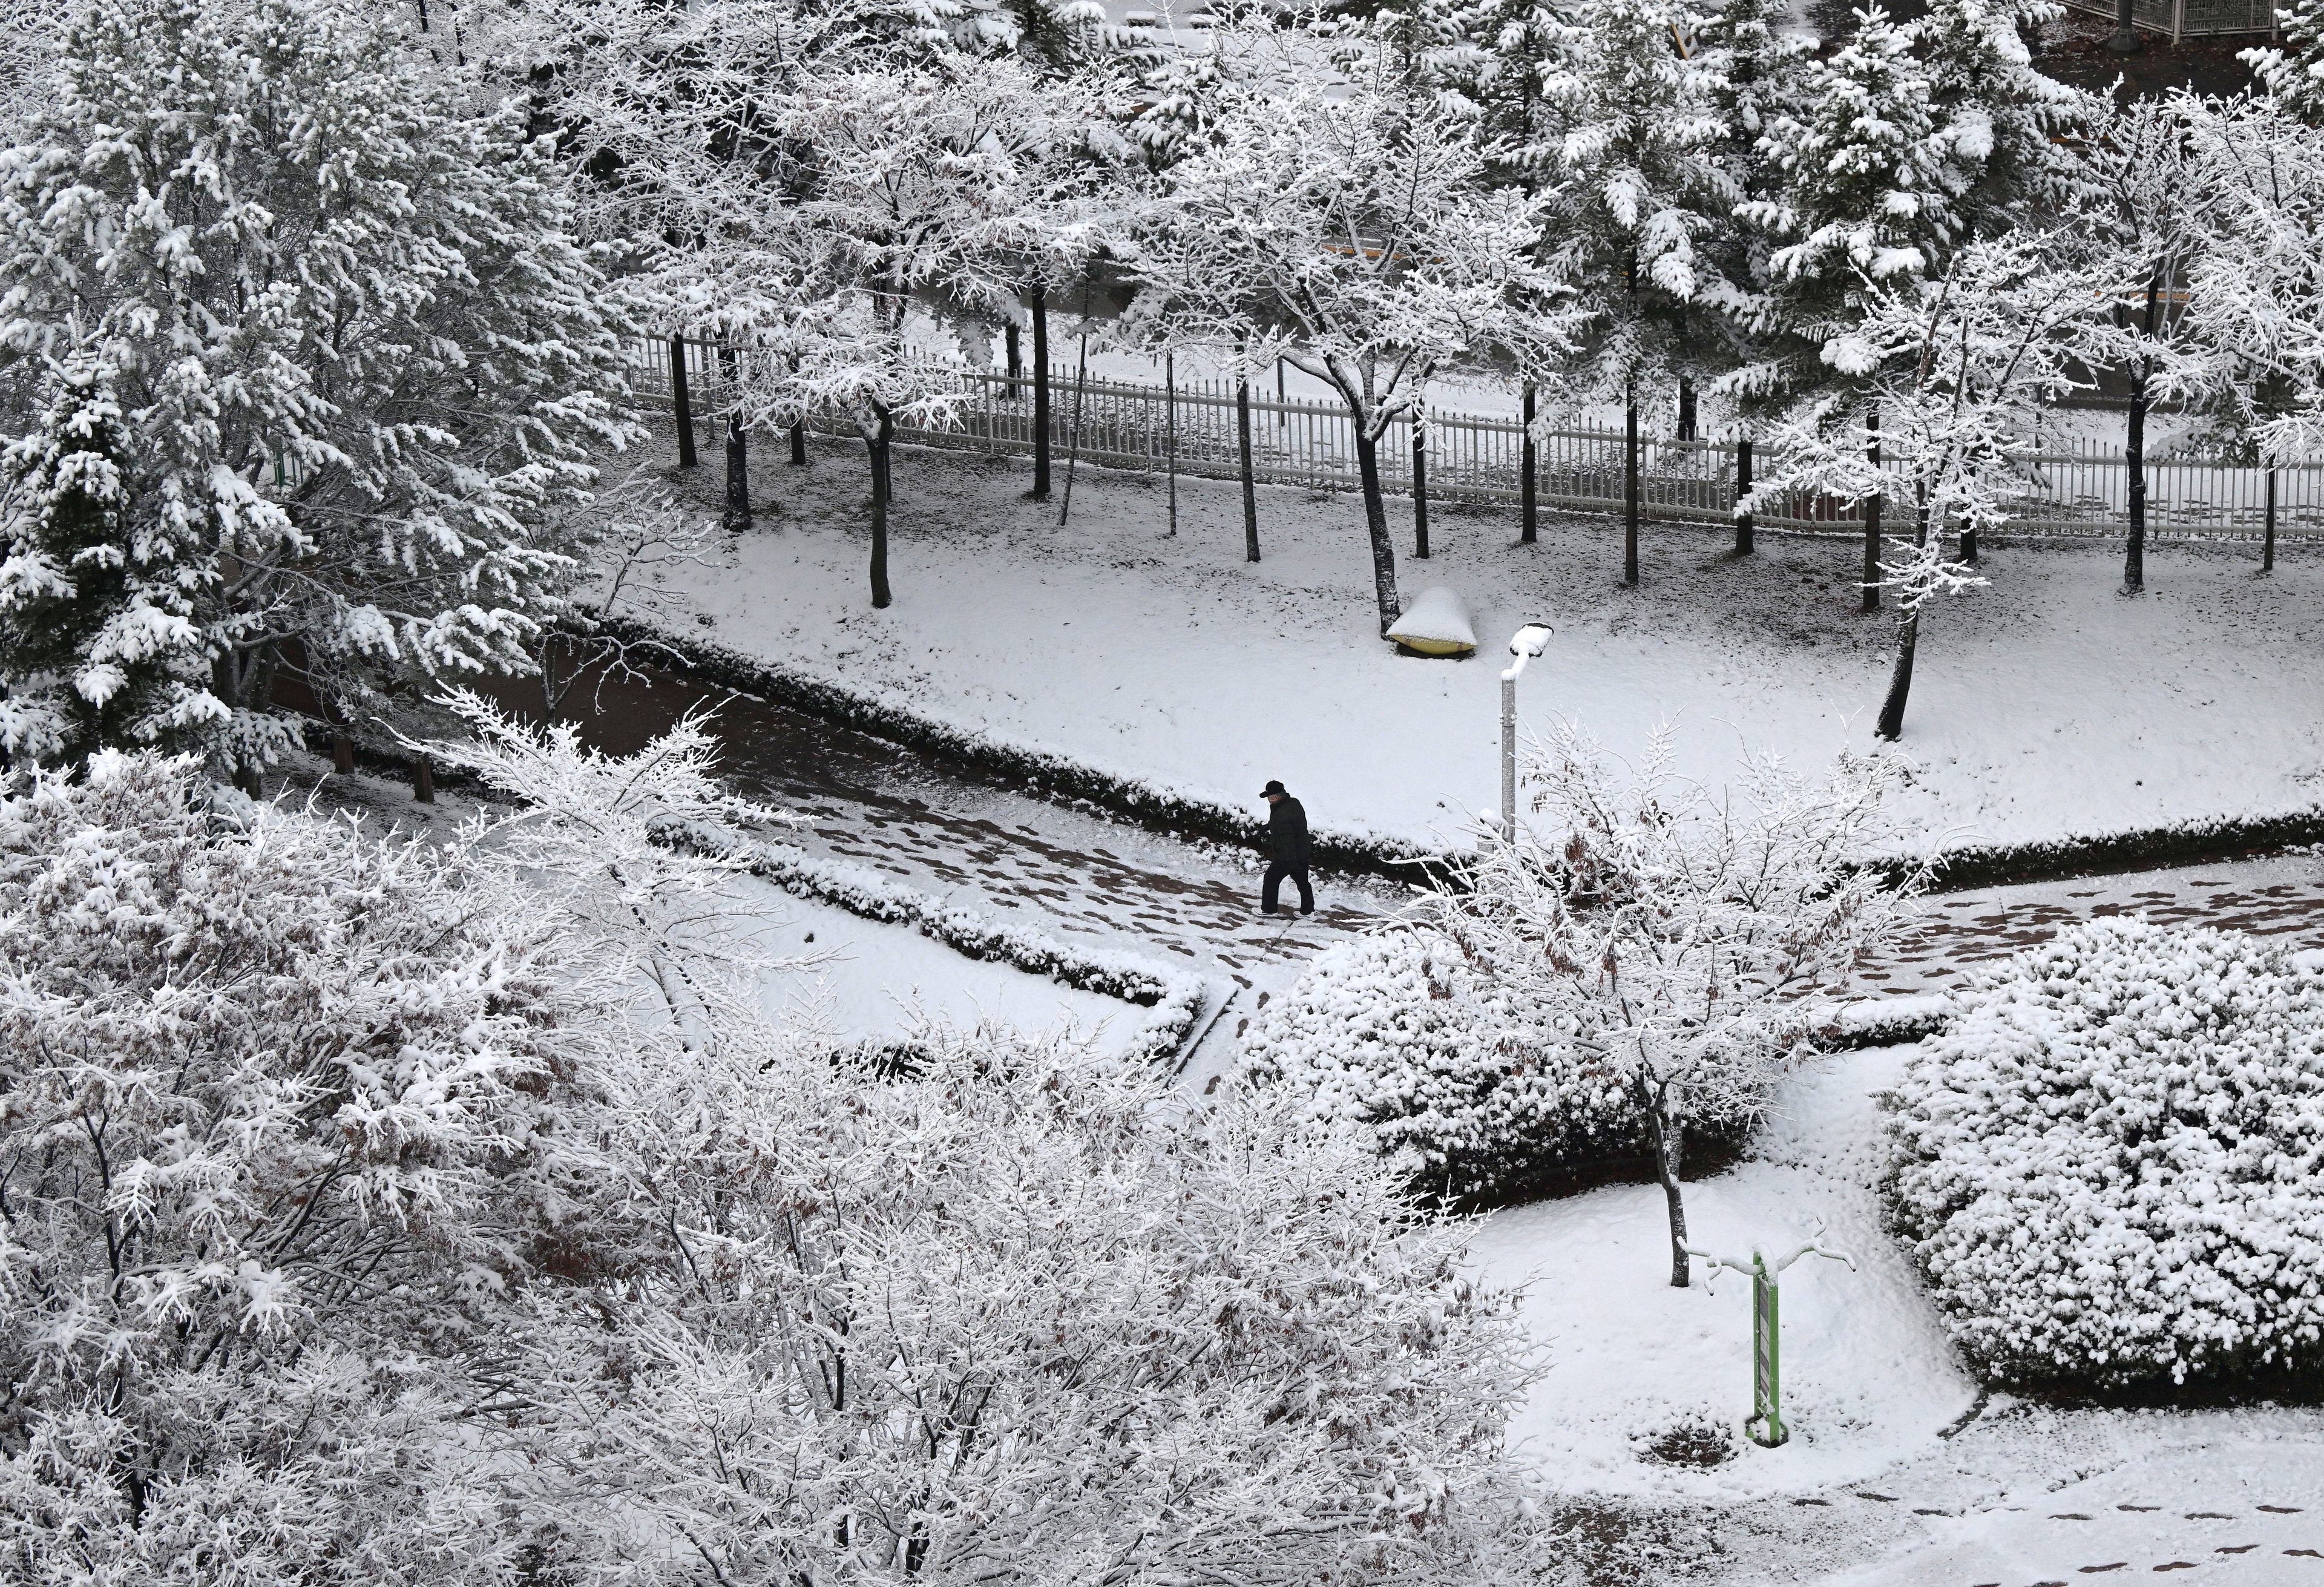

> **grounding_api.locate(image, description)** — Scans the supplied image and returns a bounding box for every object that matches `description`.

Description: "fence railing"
[2058,0,2275,42]
[629,335,2324,546]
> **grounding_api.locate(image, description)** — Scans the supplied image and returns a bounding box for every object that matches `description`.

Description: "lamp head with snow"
[1508,623,1552,659]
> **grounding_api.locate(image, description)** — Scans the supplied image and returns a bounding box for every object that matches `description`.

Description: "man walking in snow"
[1259,780,1314,916]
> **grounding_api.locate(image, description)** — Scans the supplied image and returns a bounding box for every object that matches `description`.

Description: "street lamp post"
[2109,0,2142,53]
[1500,622,1553,841]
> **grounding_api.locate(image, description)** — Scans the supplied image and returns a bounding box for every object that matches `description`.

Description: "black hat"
[1261,780,1288,797]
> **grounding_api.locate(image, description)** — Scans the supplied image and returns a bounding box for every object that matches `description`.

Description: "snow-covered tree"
[3,708,1553,1582]
[1123,31,1567,636]
[0,750,605,1584]
[774,51,1069,608]
[0,353,206,765]
[1420,726,1928,1287]
[1914,0,2087,238]
[1765,232,2099,740]
[2247,0,2324,120]
[1741,5,1954,611]
[1690,0,1814,551]
[2074,94,2222,594]
[1532,0,1738,584]
[2172,95,2324,478]
[0,0,63,145]
[519,1032,1545,1586]
[0,0,635,785]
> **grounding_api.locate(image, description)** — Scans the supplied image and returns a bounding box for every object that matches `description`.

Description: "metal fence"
[2058,0,2276,42]
[629,336,2324,546]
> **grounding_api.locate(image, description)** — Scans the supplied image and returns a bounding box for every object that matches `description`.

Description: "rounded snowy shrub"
[1888,917,2324,1389]
[1242,928,1756,1203]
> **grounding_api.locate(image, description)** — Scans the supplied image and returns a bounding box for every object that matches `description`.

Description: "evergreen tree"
[1914,0,2089,238]
[2245,0,2324,119]
[1692,0,1814,550]
[1533,0,1737,583]
[0,356,206,767]
[0,0,633,783]
[1744,5,1952,610]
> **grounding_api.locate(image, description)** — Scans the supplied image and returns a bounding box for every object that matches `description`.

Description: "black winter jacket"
[1267,797,1310,867]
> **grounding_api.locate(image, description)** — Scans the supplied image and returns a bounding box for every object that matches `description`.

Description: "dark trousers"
[1262,860,1313,914]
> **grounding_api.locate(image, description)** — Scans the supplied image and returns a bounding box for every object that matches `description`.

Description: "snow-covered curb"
[666,819,1210,1066]
[589,610,1437,881]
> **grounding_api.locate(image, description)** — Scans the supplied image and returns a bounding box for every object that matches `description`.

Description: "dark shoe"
[1261,905,1279,916]
[1299,906,1314,916]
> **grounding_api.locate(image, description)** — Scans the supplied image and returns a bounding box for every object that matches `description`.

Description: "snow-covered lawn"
[653,434,2324,854]
[1468,1036,2324,1584]
[1468,1043,1977,1503]
[746,881,1152,1059]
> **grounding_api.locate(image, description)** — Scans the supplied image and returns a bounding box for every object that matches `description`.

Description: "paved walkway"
[480,651,2324,1012]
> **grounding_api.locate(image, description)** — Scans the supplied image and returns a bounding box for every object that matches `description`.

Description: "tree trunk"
[1238,357,1260,564]
[1057,323,1089,530]
[2124,375,2147,593]
[1411,414,1430,559]
[1735,435,1754,555]
[413,754,435,804]
[1005,321,1022,382]
[1876,610,1920,741]
[1861,407,1882,614]
[1876,501,1931,741]
[1520,381,1538,545]
[789,419,807,467]
[332,727,354,775]
[1959,521,1978,565]
[1352,427,1403,637]
[1028,288,1051,500]
[1623,385,1640,586]
[1676,376,1697,442]
[2124,275,2159,594]
[2265,465,2277,573]
[867,409,894,610]
[669,335,697,470]
[720,345,751,535]
[1164,352,1178,539]
[1643,1085,1690,1289]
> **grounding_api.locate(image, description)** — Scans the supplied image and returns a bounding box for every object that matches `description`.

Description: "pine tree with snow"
[1743,4,1952,612]
[1531,0,1738,584]
[0,356,207,766]
[1690,0,1815,550]
[2247,0,2324,120]
[0,0,634,785]
[1912,0,2088,238]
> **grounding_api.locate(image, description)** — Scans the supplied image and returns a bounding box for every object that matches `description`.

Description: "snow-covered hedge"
[668,820,1209,1067]
[1242,928,1758,1203]
[1887,917,2324,1388]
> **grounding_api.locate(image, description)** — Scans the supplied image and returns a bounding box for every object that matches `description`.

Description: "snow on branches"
[0,720,1551,1583]
[1118,19,1571,635]
[0,0,637,782]
[1256,726,1926,1280]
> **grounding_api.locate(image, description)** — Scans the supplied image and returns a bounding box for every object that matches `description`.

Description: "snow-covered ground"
[654,433,2324,856]
[1469,1043,1975,1505]
[745,881,1151,1059]
[1469,1034,2324,1585]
